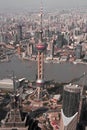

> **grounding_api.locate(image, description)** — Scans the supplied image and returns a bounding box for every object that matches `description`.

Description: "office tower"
[75,44,82,59]
[17,25,22,41]
[60,84,81,130]
[27,43,33,56]
[50,40,55,59]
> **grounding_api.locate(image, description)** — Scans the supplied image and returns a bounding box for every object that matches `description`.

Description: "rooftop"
[64,83,81,93]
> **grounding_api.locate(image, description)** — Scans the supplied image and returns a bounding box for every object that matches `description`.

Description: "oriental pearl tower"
[36,3,46,99]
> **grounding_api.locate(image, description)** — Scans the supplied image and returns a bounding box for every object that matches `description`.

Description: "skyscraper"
[75,44,82,59]
[63,84,81,117]
[60,84,81,130]
[17,25,23,41]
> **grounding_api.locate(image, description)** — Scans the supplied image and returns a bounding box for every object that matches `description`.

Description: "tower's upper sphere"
[36,41,46,51]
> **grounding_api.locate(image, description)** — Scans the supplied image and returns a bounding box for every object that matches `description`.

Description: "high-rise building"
[17,25,23,41]
[60,84,81,130]
[27,43,33,56]
[63,84,81,117]
[60,109,78,130]
[75,44,82,59]
[56,33,64,48]
[36,4,46,99]
[50,40,55,59]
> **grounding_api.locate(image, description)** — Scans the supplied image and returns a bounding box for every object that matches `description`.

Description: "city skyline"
[0,0,87,12]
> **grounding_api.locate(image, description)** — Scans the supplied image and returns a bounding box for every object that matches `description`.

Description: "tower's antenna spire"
[40,0,43,42]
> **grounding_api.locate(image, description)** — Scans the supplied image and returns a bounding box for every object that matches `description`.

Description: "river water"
[0,55,87,85]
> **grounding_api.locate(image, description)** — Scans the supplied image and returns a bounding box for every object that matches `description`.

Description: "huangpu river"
[0,55,87,85]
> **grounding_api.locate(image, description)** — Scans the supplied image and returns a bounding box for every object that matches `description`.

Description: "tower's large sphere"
[36,42,46,51]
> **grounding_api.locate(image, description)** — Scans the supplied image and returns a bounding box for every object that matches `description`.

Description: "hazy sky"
[0,0,87,12]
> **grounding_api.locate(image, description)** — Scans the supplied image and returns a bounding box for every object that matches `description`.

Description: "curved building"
[63,84,81,117]
[60,84,81,130]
